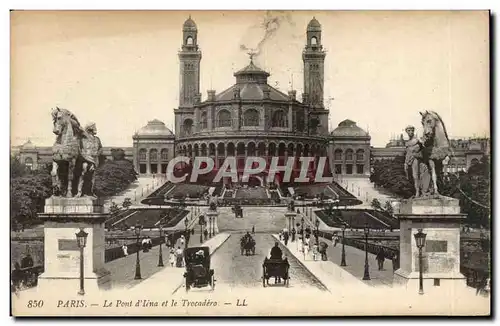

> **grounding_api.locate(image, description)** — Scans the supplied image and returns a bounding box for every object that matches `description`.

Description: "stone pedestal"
[206,211,219,235]
[394,196,467,292]
[37,197,111,293]
[285,212,297,231]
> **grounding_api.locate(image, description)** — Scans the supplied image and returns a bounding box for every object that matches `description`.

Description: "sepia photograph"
[9,9,491,316]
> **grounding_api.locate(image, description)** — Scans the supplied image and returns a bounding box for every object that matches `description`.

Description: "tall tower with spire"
[178,16,202,108]
[302,17,326,109]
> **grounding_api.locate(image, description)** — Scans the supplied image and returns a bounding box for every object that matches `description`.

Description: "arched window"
[160,149,168,161]
[471,158,479,166]
[345,149,354,161]
[200,111,207,129]
[217,110,231,127]
[311,36,317,45]
[186,36,193,45]
[243,109,259,126]
[209,143,216,156]
[356,149,364,161]
[272,110,287,128]
[149,149,158,162]
[139,149,147,161]
[183,119,193,136]
[334,149,342,161]
[24,157,33,170]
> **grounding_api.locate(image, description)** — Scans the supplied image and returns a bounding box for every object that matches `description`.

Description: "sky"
[10,10,490,148]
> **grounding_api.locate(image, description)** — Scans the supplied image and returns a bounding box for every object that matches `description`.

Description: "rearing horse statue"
[419,110,452,196]
[51,107,82,197]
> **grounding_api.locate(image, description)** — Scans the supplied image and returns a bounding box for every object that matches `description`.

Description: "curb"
[271,234,331,293]
[171,233,232,294]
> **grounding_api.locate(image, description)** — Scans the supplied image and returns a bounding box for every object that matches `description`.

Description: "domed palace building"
[132,119,175,174]
[174,17,330,183]
[328,119,371,176]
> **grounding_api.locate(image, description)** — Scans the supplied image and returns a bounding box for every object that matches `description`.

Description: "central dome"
[211,60,289,102]
[233,60,270,84]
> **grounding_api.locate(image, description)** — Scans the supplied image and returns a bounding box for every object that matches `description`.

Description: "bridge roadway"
[189,206,327,292]
[208,232,327,291]
[106,206,327,293]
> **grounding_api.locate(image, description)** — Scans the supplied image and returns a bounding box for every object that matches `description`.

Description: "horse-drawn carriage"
[183,246,215,292]
[240,235,256,256]
[262,257,290,287]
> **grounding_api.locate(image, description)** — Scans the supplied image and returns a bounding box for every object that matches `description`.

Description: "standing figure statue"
[76,122,102,197]
[404,125,424,197]
[51,107,82,197]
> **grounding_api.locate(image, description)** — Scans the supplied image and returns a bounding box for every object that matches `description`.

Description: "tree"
[451,156,490,228]
[110,148,126,161]
[384,201,394,216]
[10,170,52,229]
[371,198,382,211]
[122,198,132,209]
[370,156,414,198]
[109,202,120,216]
[94,159,137,197]
[11,156,27,179]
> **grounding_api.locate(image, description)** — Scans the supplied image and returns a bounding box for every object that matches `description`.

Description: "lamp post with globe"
[134,223,142,280]
[414,229,427,295]
[362,223,371,280]
[75,229,88,295]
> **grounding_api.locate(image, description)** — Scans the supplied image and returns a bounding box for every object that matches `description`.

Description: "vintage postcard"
[10,10,490,316]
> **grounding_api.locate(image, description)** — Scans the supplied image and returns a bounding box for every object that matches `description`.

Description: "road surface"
[192,232,327,292]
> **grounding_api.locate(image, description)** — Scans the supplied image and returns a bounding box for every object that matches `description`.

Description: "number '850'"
[27,300,44,308]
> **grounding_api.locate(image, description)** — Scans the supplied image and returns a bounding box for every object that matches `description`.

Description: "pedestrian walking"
[303,237,310,256]
[169,248,175,267]
[175,246,184,267]
[312,244,319,261]
[376,248,385,270]
[122,244,128,256]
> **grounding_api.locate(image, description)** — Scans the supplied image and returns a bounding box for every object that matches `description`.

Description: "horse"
[51,107,82,197]
[420,110,452,196]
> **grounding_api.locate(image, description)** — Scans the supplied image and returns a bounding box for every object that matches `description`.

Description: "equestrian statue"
[404,110,451,198]
[50,107,102,198]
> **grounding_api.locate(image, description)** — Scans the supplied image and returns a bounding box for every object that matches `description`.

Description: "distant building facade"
[12,140,134,171]
[371,136,490,173]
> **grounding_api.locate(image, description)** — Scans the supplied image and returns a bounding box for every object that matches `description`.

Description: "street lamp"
[134,223,142,280]
[362,223,371,280]
[199,215,204,243]
[414,229,427,295]
[184,218,189,247]
[158,224,164,267]
[341,224,347,267]
[75,228,88,296]
[315,219,320,246]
